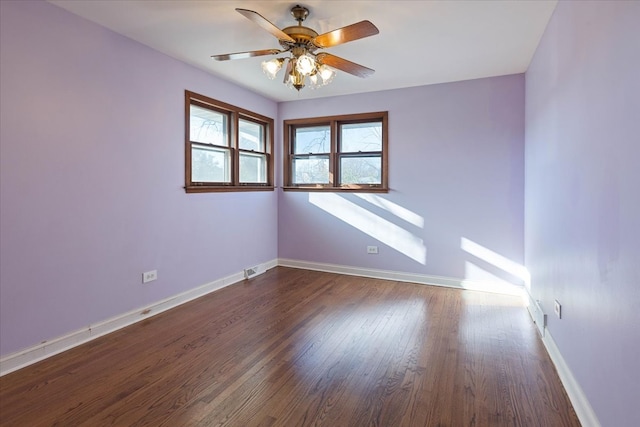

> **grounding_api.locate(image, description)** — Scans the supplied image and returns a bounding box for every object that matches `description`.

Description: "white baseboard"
[278,258,525,297]
[0,259,277,376]
[542,329,601,427]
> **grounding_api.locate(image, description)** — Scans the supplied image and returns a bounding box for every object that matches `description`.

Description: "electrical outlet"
[142,270,157,284]
[367,246,378,254]
[554,300,562,319]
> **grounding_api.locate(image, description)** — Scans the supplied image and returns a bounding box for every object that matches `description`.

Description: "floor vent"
[244,266,259,279]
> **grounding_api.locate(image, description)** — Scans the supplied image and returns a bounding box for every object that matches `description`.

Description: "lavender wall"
[525,1,640,425]
[278,75,525,286]
[0,1,278,357]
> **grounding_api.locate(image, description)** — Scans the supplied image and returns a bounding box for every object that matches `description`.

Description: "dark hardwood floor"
[0,267,580,426]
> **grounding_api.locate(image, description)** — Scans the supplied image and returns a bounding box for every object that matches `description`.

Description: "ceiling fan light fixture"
[308,72,319,89]
[318,64,336,85]
[261,58,284,79]
[295,53,316,76]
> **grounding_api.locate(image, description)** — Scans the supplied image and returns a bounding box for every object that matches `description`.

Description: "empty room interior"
[0,1,638,426]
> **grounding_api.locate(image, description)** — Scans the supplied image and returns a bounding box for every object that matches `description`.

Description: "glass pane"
[190,105,228,146]
[239,153,267,183]
[340,156,382,184]
[294,126,330,154]
[191,145,230,183]
[340,121,382,153]
[292,156,330,184]
[239,119,265,151]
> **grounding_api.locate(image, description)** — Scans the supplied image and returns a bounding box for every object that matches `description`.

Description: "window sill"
[185,185,275,193]
[282,186,388,193]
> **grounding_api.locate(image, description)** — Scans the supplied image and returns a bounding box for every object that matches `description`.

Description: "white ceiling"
[47,0,557,102]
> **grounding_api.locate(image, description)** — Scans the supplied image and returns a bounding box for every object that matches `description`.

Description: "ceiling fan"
[211,5,380,91]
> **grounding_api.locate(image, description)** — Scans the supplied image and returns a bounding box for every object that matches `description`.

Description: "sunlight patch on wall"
[309,193,427,264]
[353,194,424,228]
[461,261,525,297]
[461,237,530,287]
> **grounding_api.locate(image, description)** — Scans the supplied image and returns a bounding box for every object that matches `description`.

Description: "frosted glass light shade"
[261,58,283,79]
[295,54,316,76]
[318,64,336,84]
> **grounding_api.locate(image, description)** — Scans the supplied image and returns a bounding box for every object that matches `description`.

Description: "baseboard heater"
[527,296,547,336]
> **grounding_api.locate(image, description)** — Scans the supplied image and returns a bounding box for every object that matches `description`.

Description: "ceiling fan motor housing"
[281,26,319,52]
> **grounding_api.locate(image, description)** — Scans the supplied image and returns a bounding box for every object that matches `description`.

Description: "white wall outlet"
[554,299,562,319]
[142,270,157,284]
[367,246,379,254]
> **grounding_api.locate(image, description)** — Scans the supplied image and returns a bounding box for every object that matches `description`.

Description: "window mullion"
[266,122,272,185]
[231,112,239,185]
[330,120,338,187]
[285,126,292,187]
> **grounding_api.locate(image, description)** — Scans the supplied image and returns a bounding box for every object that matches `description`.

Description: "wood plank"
[0,267,580,426]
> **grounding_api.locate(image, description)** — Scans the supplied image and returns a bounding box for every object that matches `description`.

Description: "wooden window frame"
[185,90,274,193]
[283,111,388,192]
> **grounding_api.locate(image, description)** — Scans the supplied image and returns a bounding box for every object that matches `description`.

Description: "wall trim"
[542,329,601,427]
[0,259,277,376]
[523,288,599,427]
[277,258,525,297]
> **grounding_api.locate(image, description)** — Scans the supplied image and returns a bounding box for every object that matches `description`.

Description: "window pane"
[340,122,382,153]
[191,145,230,183]
[292,156,330,184]
[239,119,265,151]
[190,105,228,146]
[294,126,330,154]
[340,156,382,184]
[239,152,267,183]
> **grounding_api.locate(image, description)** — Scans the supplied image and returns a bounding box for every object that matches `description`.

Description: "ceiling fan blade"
[212,49,282,61]
[312,20,379,48]
[236,8,295,43]
[316,53,375,78]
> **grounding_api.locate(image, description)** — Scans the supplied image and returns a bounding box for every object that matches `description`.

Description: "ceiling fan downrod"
[290,5,309,25]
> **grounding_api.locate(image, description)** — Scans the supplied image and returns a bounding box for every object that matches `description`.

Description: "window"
[185,90,274,192]
[283,112,388,192]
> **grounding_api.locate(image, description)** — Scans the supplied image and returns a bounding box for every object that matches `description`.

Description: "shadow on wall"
[308,192,528,296]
